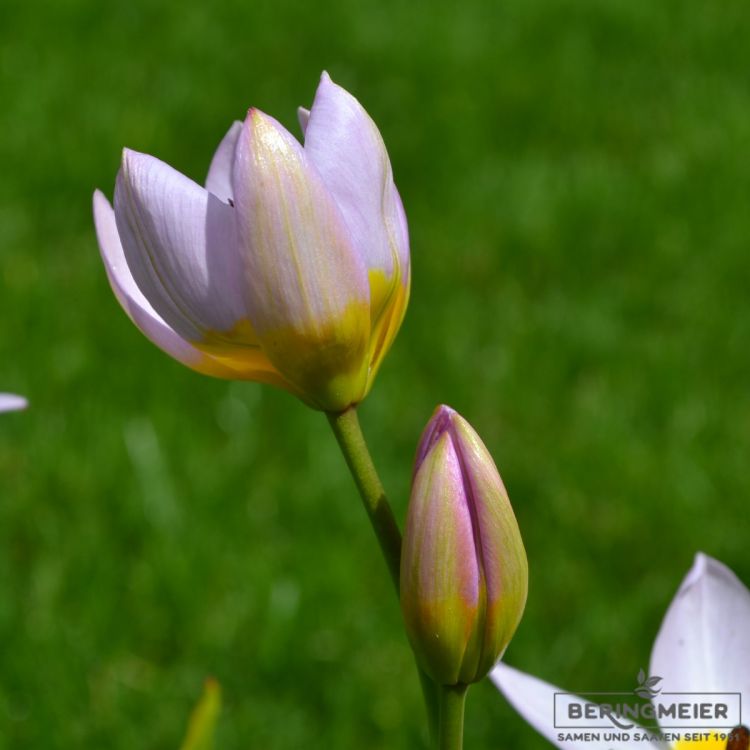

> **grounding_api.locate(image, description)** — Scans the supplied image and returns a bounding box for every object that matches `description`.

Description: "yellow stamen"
[674,734,735,749]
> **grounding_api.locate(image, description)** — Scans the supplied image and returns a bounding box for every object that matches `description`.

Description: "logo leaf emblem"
[634,669,663,699]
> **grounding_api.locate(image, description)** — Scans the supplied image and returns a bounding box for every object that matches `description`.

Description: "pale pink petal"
[205,121,242,202]
[231,109,372,408]
[0,394,27,413]
[650,553,750,710]
[232,108,369,336]
[114,149,249,343]
[491,663,658,750]
[400,433,481,685]
[93,190,236,378]
[303,72,409,284]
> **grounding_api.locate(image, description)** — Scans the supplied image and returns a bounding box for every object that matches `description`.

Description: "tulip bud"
[400,406,528,686]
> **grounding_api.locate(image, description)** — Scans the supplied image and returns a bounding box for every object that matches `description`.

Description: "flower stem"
[326,406,439,743]
[326,407,401,589]
[438,685,467,750]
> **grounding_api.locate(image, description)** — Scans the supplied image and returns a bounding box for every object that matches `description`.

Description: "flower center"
[673,726,749,750]
[727,727,750,750]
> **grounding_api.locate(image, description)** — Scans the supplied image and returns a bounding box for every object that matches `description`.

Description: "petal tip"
[0,394,28,413]
[244,108,274,135]
[414,404,459,475]
[692,551,710,571]
[93,188,108,211]
[120,147,146,175]
[297,106,310,135]
[433,404,458,421]
[683,552,713,589]
[92,190,115,246]
[693,551,710,567]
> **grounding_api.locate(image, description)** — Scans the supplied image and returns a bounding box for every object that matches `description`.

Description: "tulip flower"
[0,394,27,413]
[400,405,528,686]
[492,553,750,750]
[93,72,409,412]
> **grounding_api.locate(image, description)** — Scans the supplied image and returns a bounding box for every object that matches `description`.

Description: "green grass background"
[1,0,749,747]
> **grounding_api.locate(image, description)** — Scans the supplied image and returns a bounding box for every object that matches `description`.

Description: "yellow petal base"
[366,267,410,394]
[674,735,731,749]
[195,302,371,412]
[190,269,408,411]
[258,299,370,411]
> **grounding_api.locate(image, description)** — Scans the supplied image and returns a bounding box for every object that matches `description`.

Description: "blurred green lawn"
[1,0,749,747]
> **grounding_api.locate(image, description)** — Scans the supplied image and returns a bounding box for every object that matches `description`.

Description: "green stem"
[438,685,467,750]
[326,406,439,744]
[326,407,402,589]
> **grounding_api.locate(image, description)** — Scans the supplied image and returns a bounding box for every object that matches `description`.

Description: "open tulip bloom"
[90,72,747,750]
[0,394,27,413]
[93,72,409,412]
[492,553,750,750]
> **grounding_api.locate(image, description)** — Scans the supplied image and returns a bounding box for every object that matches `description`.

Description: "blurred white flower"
[493,553,750,750]
[0,394,27,413]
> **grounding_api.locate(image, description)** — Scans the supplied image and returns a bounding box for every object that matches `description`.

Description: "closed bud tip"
[400,406,528,686]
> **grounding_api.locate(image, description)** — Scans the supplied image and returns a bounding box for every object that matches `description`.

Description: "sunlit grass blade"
[179,678,222,750]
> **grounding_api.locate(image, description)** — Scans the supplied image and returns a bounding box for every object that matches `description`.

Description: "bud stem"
[438,684,467,750]
[326,406,439,742]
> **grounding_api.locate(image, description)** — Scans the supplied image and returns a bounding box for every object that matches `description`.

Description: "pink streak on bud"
[413,404,457,478]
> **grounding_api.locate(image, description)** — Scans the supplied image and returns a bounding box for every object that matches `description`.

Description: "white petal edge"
[303,72,409,282]
[391,181,410,286]
[205,121,242,202]
[0,394,27,413]
[93,190,236,378]
[491,663,659,750]
[297,107,310,136]
[114,148,249,342]
[650,552,750,709]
